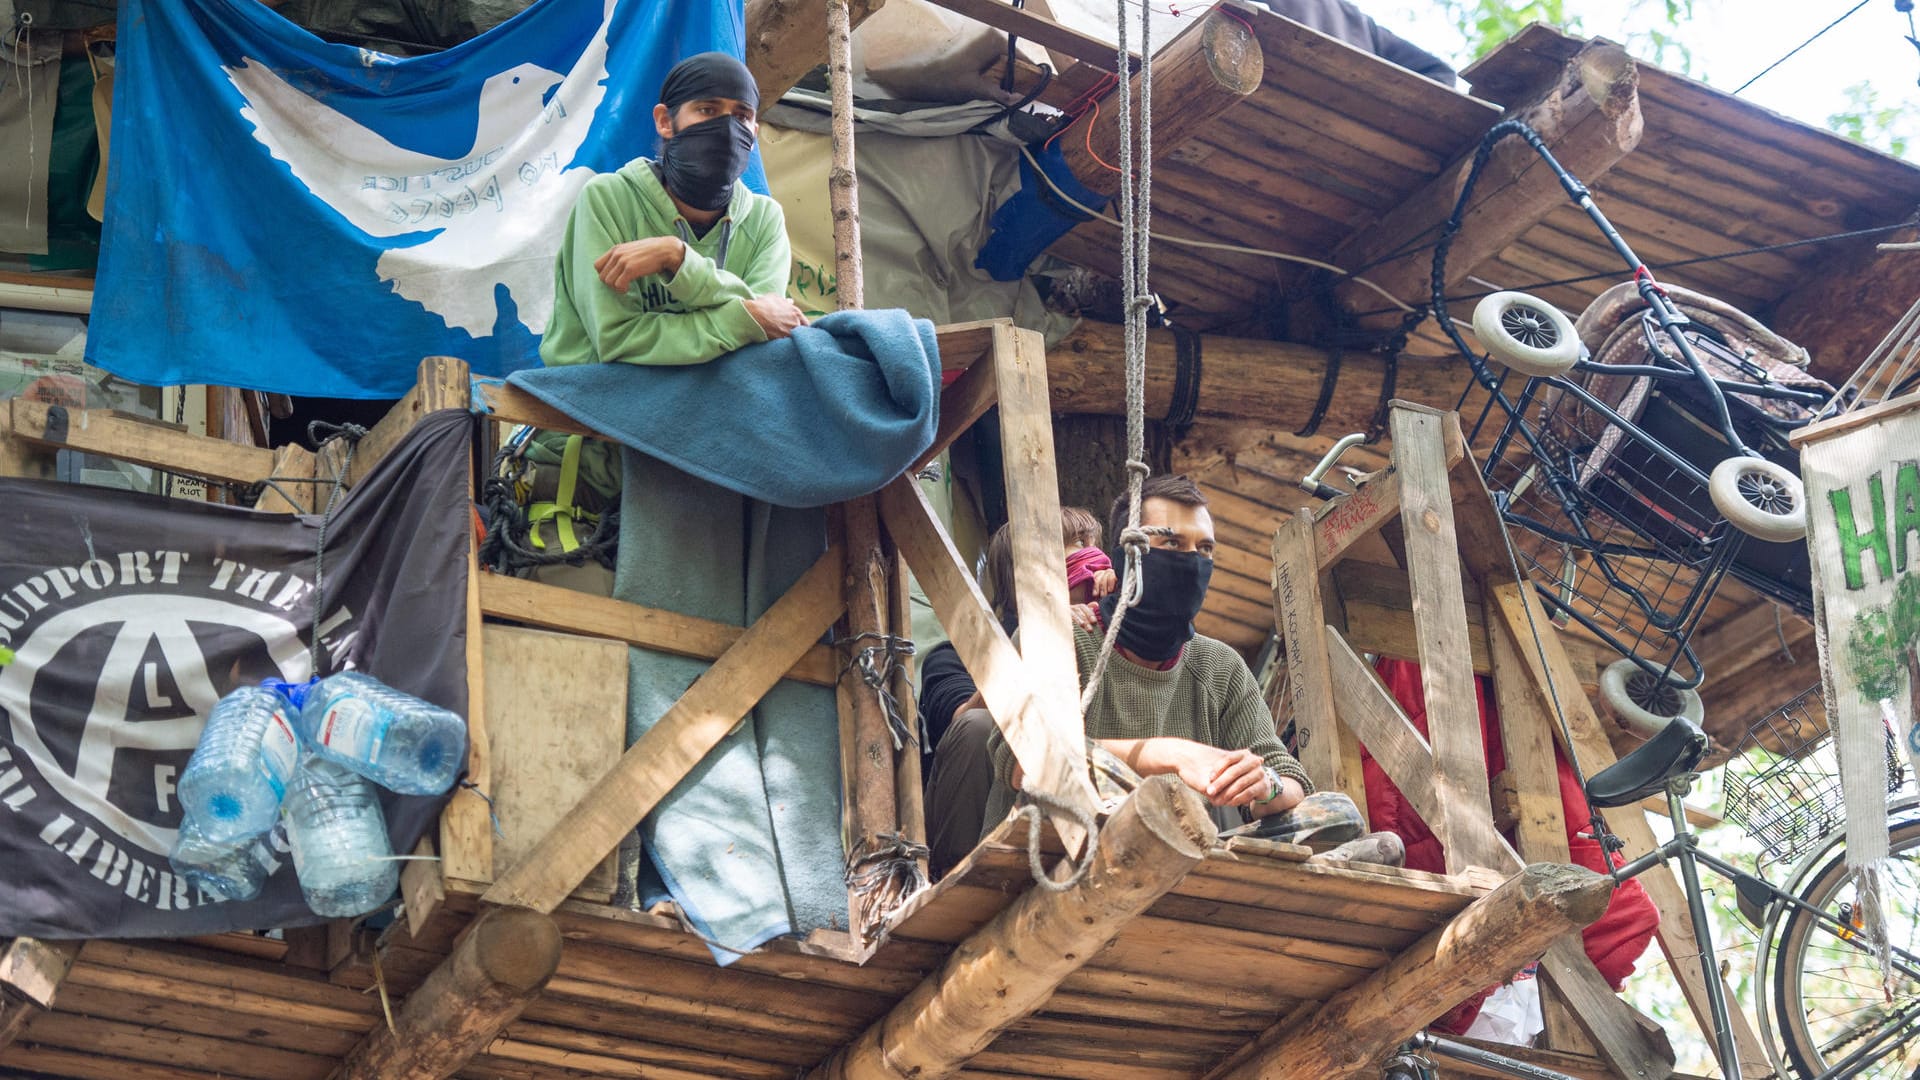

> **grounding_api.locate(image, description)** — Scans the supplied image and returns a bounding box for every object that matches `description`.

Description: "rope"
[846,832,931,945]
[307,421,367,675]
[1080,0,1155,719]
[476,443,621,574]
[1163,323,1202,440]
[1018,792,1101,892]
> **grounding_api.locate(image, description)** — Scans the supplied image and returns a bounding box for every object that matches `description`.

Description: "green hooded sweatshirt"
[529,159,792,499]
[539,158,791,368]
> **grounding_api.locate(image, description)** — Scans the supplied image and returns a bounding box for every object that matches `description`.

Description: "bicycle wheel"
[1770,818,1920,1078]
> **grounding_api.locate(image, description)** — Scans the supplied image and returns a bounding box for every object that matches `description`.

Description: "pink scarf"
[1065,545,1112,590]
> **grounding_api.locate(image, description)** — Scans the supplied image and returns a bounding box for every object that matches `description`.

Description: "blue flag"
[91,0,766,398]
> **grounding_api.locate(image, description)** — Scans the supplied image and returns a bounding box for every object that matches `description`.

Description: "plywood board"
[482,625,627,901]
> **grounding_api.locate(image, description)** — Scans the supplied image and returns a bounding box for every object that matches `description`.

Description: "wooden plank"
[919,0,1131,68]
[1487,581,1765,1077]
[482,625,626,901]
[441,431,494,886]
[913,355,996,474]
[888,541,928,869]
[1208,864,1614,1080]
[255,444,318,513]
[481,547,847,911]
[806,777,1214,1080]
[347,355,471,487]
[990,323,1085,811]
[1390,406,1498,874]
[479,572,837,686]
[878,481,1098,850]
[15,1011,332,1079]
[1330,561,1494,674]
[1272,510,1366,820]
[1324,632,1446,845]
[8,400,273,484]
[745,0,886,119]
[1484,595,1588,1056]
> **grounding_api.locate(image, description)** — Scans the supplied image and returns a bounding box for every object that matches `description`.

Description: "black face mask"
[1098,547,1213,663]
[660,114,754,212]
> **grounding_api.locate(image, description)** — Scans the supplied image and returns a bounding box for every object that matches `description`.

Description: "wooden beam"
[8,400,273,485]
[346,356,471,487]
[1272,511,1366,819]
[1054,6,1262,199]
[1487,582,1768,1078]
[1207,862,1613,1080]
[878,476,1100,847]
[913,356,996,474]
[1484,602,1587,1056]
[329,907,561,1080]
[477,572,838,687]
[991,323,1086,824]
[1390,407,1498,875]
[480,547,847,912]
[1048,321,1472,434]
[805,774,1214,1080]
[920,0,1133,70]
[745,0,887,112]
[838,495,901,940]
[254,444,318,514]
[1328,41,1642,314]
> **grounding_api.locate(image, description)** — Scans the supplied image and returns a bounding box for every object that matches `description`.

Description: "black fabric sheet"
[0,409,474,937]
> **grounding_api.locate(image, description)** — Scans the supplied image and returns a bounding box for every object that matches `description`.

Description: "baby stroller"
[1436,121,1833,736]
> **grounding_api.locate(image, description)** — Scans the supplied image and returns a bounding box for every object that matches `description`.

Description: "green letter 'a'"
[1832,473,1894,590]
[1895,462,1920,573]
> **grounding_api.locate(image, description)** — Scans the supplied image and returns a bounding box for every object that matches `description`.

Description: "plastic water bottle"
[296,672,466,796]
[169,817,275,903]
[283,758,398,918]
[177,686,302,843]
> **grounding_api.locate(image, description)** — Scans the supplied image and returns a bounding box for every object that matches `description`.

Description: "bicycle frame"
[1398,783,1920,1080]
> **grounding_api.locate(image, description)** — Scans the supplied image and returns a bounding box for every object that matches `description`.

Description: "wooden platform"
[0,822,1501,1080]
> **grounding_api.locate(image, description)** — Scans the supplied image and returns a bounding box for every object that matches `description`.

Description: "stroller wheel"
[1599,659,1704,740]
[1472,292,1582,376]
[1709,456,1806,543]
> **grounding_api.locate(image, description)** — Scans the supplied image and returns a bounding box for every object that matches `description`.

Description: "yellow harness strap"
[526,435,595,553]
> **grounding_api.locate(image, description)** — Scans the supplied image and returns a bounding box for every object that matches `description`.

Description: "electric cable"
[1733,0,1873,94]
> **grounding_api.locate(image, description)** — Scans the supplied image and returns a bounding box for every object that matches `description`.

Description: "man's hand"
[596,237,686,291]
[743,295,809,340]
[1202,748,1270,807]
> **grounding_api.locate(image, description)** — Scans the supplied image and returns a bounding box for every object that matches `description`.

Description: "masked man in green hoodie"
[529,51,807,501]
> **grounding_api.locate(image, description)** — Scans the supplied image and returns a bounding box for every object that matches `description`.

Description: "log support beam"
[1327,41,1642,315]
[1206,863,1613,1080]
[805,775,1214,1080]
[745,0,888,110]
[329,908,561,1080]
[1053,6,1262,201]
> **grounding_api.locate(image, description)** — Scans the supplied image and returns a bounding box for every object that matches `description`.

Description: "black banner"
[0,409,473,937]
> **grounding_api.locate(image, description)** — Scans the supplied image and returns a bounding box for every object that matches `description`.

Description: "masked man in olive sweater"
[532,51,808,497]
[969,476,1314,847]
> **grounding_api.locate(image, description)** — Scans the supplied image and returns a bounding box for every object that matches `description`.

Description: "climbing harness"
[477,432,621,575]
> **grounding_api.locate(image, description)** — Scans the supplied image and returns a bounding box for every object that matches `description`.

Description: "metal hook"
[1298,432,1368,500]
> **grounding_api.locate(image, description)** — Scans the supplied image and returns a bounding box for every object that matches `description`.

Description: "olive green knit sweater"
[982,627,1312,834]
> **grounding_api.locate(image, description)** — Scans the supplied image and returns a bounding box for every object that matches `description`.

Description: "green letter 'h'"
[1831,473,1894,590]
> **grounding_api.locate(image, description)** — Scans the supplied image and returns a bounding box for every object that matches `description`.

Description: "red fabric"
[1362,658,1660,1033]
[1066,545,1113,590]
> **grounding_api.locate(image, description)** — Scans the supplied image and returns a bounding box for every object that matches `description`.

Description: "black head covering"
[658,52,759,112]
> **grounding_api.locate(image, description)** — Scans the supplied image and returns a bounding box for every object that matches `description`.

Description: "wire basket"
[1722,684,1910,864]
[1473,372,1741,689]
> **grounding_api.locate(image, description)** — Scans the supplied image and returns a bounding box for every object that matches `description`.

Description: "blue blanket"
[506,309,941,507]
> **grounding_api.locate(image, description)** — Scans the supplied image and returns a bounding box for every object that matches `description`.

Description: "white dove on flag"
[223,1,616,337]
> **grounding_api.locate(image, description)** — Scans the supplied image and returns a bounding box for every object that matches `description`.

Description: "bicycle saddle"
[1584,715,1710,808]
